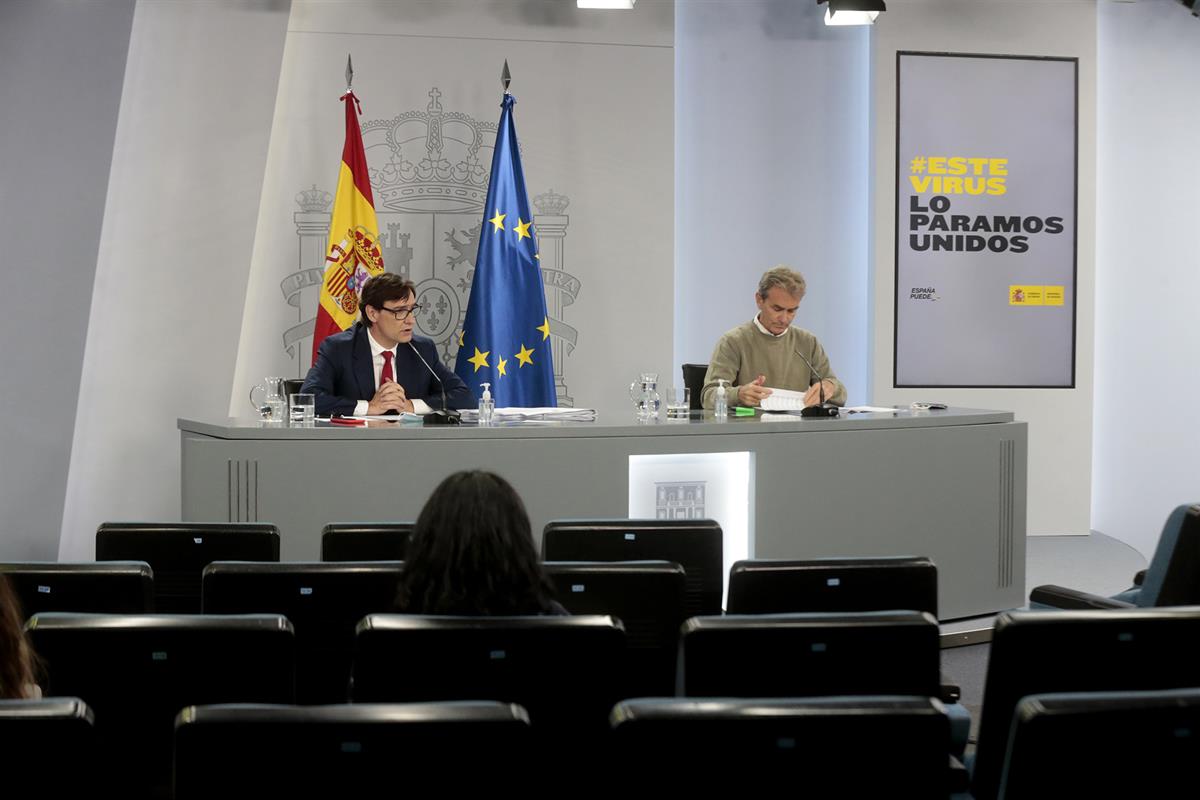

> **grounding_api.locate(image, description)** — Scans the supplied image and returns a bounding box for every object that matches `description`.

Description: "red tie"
[381,351,394,387]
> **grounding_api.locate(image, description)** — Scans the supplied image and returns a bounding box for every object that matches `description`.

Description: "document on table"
[458,407,597,422]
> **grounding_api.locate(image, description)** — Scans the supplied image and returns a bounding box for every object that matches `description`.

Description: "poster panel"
[895,53,1077,387]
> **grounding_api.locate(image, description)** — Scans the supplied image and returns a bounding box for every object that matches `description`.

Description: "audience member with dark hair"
[0,574,41,699]
[394,470,565,615]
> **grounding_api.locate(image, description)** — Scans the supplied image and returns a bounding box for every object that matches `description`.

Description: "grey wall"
[1091,0,1200,558]
[870,0,1098,537]
[0,0,134,559]
[675,0,870,403]
[58,0,291,560]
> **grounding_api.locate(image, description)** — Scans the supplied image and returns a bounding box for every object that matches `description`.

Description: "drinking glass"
[289,393,315,427]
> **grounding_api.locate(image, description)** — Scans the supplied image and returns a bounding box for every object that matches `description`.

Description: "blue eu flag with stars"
[455,92,556,407]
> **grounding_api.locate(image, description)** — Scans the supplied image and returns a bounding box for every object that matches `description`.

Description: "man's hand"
[736,375,772,407]
[803,379,836,408]
[367,380,413,415]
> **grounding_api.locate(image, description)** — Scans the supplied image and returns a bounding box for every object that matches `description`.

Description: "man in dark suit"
[301,273,473,417]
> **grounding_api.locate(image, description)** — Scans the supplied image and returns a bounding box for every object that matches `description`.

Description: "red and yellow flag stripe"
[312,91,385,362]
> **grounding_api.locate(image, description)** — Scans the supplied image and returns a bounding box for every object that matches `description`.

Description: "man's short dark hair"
[360,273,416,327]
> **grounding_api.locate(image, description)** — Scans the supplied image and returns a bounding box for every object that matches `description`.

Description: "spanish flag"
[312,90,385,362]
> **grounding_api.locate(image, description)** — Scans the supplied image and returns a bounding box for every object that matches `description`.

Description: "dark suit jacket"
[301,323,474,417]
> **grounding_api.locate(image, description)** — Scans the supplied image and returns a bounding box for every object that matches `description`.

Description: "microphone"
[408,342,462,426]
[793,349,839,419]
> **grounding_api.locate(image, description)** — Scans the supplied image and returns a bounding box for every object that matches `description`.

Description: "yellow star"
[515,344,534,367]
[536,317,551,340]
[457,330,464,346]
[467,347,489,372]
[497,355,508,377]
[488,210,506,232]
[514,218,533,241]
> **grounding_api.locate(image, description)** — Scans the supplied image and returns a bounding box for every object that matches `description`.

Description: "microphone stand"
[408,343,462,426]
[794,349,839,419]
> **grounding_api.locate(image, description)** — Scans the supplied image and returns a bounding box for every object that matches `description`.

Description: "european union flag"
[455,92,557,407]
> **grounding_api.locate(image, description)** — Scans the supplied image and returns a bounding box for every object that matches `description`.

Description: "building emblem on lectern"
[285,88,582,406]
[656,482,707,520]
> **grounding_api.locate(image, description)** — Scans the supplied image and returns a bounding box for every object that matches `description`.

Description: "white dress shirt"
[353,329,433,416]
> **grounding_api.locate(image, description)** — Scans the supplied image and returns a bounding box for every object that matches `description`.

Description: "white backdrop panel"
[230,0,674,422]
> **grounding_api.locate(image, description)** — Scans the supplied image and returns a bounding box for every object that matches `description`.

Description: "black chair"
[678,611,941,699]
[970,607,1200,800]
[542,519,723,616]
[0,561,153,615]
[26,612,295,798]
[1031,503,1200,609]
[0,697,97,795]
[681,363,707,410]
[610,696,950,793]
[202,561,404,703]
[544,560,687,696]
[997,688,1200,799]
[95,522,279,613]
[724,556,959,704]
[321,522,413,562]
[174,701,532,798]
[282,378,304,399]
[351,614,625,747]
[726,556,938,616]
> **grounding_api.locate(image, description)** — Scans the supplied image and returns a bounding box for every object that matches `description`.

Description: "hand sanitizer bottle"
[478,382,494,425]
[714,379,729,420]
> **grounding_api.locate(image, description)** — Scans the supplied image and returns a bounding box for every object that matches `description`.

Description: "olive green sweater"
[701,321,846,409]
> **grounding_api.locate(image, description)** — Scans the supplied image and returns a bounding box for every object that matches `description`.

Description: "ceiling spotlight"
[818,0,886,26]
[577,0,636,8]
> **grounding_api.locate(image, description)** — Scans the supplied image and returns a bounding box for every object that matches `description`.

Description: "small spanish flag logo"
[1009,285,1064,306]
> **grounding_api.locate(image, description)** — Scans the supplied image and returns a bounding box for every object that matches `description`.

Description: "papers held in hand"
[758,387,839,418]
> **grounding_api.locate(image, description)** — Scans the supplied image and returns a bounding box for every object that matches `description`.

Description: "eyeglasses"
[378,304,422,321]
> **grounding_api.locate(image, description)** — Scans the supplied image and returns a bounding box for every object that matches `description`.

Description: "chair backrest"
[0,697,97,795]
[27,612,295,798]
[678,611,941,699]
[610,696,949,793]
[998,688,1200,799]
[544,560,687,695]
[95,522,279,613]
[0,561,154,615]
[681,363,707,410]
[173,701,532,798]
[542,519,723,616]
[971,607,1200,800]
[726,556,938,617]
[202,560,403,703]
[321,522,413,562]
[1139,503,1200,606]
[282,378,304,399]
[351,614,625,743]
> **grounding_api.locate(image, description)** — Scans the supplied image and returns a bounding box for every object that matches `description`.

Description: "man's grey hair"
[757,266,807,300]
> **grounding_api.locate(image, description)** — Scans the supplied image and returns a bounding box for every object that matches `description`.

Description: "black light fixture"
[818,0,886,26]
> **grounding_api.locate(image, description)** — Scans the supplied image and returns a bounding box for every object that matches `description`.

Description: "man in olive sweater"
[701,266,846,410]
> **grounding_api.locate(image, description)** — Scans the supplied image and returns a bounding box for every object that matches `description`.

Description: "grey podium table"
[179,407,1026,620]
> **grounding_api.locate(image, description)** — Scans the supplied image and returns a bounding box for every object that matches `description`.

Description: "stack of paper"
[459,407,597,422]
